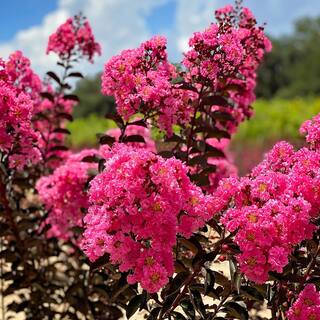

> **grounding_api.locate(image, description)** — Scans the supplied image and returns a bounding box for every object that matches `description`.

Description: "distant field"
[67,98,320,151]
[67,113,115,148]
[232,98,320,173]
[234,97,320,144]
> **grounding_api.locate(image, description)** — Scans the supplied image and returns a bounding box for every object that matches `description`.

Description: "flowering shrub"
[0,53,41,170]
[36,149,99,241]
[81,143,216,292]
[0,1,319,320]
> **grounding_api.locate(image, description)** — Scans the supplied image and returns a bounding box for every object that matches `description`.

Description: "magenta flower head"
[81,144,217,292]
[287,284,320,320]
[47,13,101,62]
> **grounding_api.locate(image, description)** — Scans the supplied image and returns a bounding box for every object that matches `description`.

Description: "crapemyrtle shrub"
[0,2,319,320]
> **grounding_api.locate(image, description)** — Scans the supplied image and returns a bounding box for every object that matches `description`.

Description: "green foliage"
[234,98,320,144]
[257,16,320,98]
[73,73,115,118]
[67,114,115,148]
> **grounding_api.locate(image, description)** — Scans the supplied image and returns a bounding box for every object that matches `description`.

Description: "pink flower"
[287,284,320,320]
[217,127,319,283]
[0,76,41,170]
[101,36,196,136]
[81,144,216,292]
[36,149,99,241]
[47,14,101,62]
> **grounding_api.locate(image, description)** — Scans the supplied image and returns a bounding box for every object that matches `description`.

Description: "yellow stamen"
[150,272,160,283]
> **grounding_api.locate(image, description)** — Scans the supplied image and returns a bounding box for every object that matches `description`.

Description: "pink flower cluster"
[101,36,195,136]
[0,54,42,170]
[81,144,216,292]
[287,284,320,320]
[47,14,101,62]
[183,5,271,138]
[36,149,98,240]
[300,113,320,150]
[2,51,42,102]
[217,137,319,283]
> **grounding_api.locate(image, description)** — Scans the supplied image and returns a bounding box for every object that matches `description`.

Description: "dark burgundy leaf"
[90,253,110,271]
[47,71,61,85]
[158,151,174,158]
[53,128,71,135]
[49,145,69,152]
[189,155,207,167]
[206,128,231,140]
[99,134,116,146]
[67,72,84,78]
[81,155,101,163]
[130,119,148,127]
[126,294,144,319]
[64,94,80,102]
[201,95,229,107]
[56,112,73,122]
[123,135,145,143]
[40,92,55,103]
[212,111,234,121]
[224,302,248,320]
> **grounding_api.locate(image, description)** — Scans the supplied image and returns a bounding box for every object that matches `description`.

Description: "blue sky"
[0,1,57,41]
[1,0,320,75]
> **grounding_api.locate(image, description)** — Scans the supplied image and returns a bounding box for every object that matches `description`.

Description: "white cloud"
[0,0,169,76]
[3,0,320,77]
[175,0,222,53]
